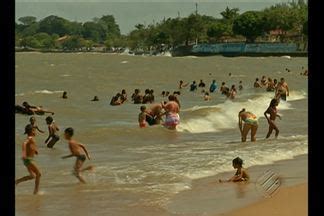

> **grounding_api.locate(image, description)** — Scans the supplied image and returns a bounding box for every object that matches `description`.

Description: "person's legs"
[28,163,41,194]
[74,159,86,183]
[251,125,258,142]
[241,124,251,142]
[266,125,274,138]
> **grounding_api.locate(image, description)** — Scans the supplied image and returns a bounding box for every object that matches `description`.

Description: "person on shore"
[198,79,206,88]
[61,127,93,184]
[45,116,60,148]
[275,78,289,101]
[190,81,198,92]
[219,157,249,182]
[15,124,41,194]
[238,108,258,142]
[22,102,54,115]
[238,81,243,91]
[209,80,217,93]
[91,96,99,101]
[254,78,261,88]
[62,91,68,99]
[161,95,180,130]
[179,80,189,89]
[29,116,44,134]
[264,98,281,139]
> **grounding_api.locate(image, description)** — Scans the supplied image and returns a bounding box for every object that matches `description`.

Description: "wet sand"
[221,183,307,216]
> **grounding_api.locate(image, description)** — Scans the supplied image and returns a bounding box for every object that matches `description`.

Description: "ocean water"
[15,52,307,215]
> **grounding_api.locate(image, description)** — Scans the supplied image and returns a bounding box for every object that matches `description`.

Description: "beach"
[15,53,307,216]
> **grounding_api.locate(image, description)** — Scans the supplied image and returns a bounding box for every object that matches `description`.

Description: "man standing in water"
[162,95,180,130]
[238,108,258,142]
[275,77,289,101]
[15,124,41,195]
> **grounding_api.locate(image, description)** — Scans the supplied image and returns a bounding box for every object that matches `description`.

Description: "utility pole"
[177,11,180,18]
[195,3,198,15]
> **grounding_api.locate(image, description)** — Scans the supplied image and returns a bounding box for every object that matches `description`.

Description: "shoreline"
[165,154,307,216]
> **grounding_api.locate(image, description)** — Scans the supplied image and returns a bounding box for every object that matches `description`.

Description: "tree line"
[15,0,307,52]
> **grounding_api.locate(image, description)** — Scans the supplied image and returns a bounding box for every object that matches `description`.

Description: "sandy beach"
[221,183,307,216]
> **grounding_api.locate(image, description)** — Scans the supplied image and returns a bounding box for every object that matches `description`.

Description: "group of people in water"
[15,68,295,195]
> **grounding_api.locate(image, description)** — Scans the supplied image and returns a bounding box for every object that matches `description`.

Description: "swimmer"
[203,92,211,101]
[229,85,237,99]
[254,78,261,88]
[62,91,68,99]
[238,81,243,91]
[189,81,198,92]
[198,79,206,88]
[22,102,54,115]
[161,95,180,130]
[91,96,99,101]
[209,80,217,93]
[179,80,189,89]
[275,78,289,101]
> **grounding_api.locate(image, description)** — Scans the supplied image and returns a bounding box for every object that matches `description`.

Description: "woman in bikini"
[238,108,258,142]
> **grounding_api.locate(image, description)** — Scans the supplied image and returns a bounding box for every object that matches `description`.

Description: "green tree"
[220,7,239,21]
[39,15,70,36]
[62,36,83,50]
[18,16,37,26]
[207,21,230,42]
[232,11,265,42]
[82,21,103,43]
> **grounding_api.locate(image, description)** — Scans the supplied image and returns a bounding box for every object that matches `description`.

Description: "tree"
[220,7,239,21]
[207,21,231,42]
[232,11,265,42]
[38,15,70,36]
[62,36,83,50]
[18,16,37,26]
[82,21,103,43]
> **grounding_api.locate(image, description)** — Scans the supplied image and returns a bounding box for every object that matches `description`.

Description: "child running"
[45,116,60,148]
[219,157,249,182]
[15,124,41,194]
[62,127,93,183]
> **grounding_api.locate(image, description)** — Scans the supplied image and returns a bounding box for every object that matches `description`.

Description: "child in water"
[138,105,154,128]
[45,116,60,148]
[219,157,249,182]
[62,127,93,184]
[29,116,44,134]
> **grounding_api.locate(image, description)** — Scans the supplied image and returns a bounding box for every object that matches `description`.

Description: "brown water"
[15,52,308,216]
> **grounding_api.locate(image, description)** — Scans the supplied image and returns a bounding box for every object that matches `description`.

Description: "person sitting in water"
[203,92,211,101]
[161,95,180,130]
[131,89,143,104]
[22,102,54,115]
[238,108,258,142]
[266,78,275,92]
[62,91,68,99]
[110,94,122,106]
[198,79,206,88]
[229,85,237,99]
[254,78,261,88]
[91,96,99,101]
[238,81,243,91]
[219,157,249,182]
[179,80,189,89]
[138,106,153,128]
[120,89,127,103]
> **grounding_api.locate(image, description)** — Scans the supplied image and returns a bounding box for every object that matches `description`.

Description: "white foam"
[121,61,128,64]
[178,91,306,134]
[34,90,64,94]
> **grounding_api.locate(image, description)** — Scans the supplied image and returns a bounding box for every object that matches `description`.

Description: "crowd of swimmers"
[15,68,300,194]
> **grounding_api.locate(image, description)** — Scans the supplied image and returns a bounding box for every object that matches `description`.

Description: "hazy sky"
[16,0,290,34]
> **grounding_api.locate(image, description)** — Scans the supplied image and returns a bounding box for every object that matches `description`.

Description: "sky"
[16,0,291,34]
